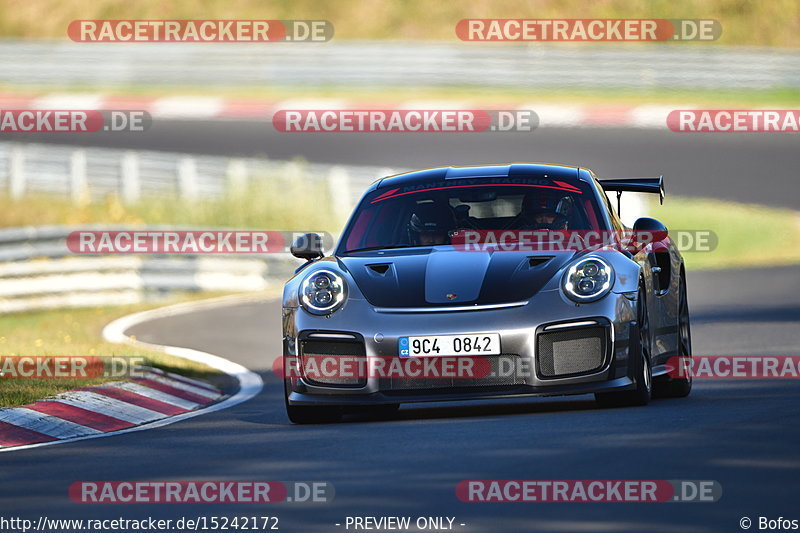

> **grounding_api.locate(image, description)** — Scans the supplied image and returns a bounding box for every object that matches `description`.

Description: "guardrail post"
[70,149,89,204]
[177,156,199,201]
[327,166,352,220]
[9,144,25,200]
[283,160,305,202]
[120,151,141,204]
[227,158,248,193]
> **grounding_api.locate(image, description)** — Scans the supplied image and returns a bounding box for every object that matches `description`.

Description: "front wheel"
[655,274,693,398]
[284,380,342,424]
[596,284,652,408]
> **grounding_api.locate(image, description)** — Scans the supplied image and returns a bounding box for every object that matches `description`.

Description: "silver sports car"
[282,163,692,423]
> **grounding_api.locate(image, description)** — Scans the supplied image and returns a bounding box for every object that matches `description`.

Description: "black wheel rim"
[678,279,692,383]
[638,287,652,394]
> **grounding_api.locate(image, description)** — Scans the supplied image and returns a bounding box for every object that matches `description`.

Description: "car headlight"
[562,257,614,303]
[300,269,347,314]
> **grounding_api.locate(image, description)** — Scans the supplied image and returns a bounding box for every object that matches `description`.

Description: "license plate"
[398,333,501,357]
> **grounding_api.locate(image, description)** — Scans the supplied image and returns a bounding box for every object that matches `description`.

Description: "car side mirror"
[629,217,668,253]
[291,233,324,261]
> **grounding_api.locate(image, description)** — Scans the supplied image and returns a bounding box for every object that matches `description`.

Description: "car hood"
[339,248,575,308]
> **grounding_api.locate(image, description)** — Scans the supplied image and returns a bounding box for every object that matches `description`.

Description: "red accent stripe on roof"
[371,183,582,203]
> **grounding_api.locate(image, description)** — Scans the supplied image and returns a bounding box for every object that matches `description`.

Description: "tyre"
[655,274,693,398]
[596,283,653,408]
[284,380,342,424]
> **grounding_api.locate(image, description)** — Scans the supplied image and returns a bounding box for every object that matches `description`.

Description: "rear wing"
[598,176,665,214]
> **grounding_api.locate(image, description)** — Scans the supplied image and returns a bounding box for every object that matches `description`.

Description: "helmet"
[521,190,564,213]
[529,210,568,230]
[407,203,454,245]
[520,191,570,230]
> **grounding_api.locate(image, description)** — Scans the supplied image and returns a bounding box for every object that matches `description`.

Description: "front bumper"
[284,289,638,406]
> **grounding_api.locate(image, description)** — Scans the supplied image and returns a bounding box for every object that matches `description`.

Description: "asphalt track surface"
[2,125,799,533]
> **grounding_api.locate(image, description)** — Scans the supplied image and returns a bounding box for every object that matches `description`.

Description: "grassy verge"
[0,177,344,234]
[652,196,800,270]
[0,184,302,408]
[4,84,800,109]
[0,296,233,407]
[0,0,798,47]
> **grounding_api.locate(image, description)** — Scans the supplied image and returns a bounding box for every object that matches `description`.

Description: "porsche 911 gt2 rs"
[282,163,692,423]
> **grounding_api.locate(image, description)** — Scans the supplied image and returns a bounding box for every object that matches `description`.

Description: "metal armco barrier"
[0,226,301,313]
[0,142,397,216]
[0,40,797,89]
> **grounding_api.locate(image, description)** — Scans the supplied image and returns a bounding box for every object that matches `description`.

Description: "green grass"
[4,84,800,109]
[1,0,799,47]
[0,298,225,407]
[0,180,315,408]
[0,176,323,407]
[0,174,344,234]
[652,196,800,270]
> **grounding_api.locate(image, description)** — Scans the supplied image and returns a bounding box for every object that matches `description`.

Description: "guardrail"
[0,141,397,219]
[0,40,798,90]
[0,225,303,313]
[0,142,399,313]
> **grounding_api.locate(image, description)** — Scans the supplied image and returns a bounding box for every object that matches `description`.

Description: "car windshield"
[340,178,604,253]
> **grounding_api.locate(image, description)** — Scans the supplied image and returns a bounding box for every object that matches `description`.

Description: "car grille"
[299,339,367,388]
[380,354,528,392]
[536,326,607,378]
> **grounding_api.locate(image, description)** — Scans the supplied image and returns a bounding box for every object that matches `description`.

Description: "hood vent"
[367,263,391,275]
[528,256,554,268]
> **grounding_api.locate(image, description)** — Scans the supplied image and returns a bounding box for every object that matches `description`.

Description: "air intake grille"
[299,339,367,388]
[537,326,607,378]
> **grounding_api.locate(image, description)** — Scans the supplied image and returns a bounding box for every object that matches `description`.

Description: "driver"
[530,209,563,228]
[513,191,569,230]
[407,203,454,246]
